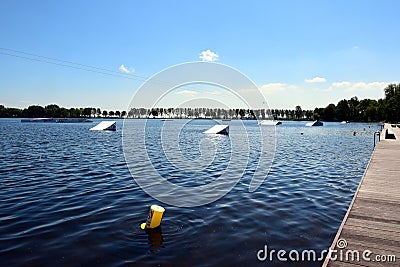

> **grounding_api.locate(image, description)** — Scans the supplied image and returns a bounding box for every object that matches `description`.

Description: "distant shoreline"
[0,117,385,124]
[2,82,400,124]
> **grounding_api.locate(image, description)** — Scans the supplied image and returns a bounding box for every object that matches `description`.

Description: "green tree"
[336,99,350,121]
[6,107,23,117]
[313,108,323,120]
[365,102,379,122]
[23,105,46,118]
[383,83,400,123]
[69,108,81,117]
[305,110,313,120]
[377,99,385,121]
[0,105,6,117]
[348,96,360,121]
[239,109,245,119]
[59,108,69,117]
[323,104,336,121]
[357,99,377,122]
[44,104,61,117]
[83,107,93,117]
[295,105,302,120]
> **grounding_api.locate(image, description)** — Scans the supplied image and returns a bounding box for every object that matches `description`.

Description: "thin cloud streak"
[305,77,327,83]
[176,90,198,96]
[119,64,134,74]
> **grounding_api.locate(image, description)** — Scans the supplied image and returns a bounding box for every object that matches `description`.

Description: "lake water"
[0,118,380,266]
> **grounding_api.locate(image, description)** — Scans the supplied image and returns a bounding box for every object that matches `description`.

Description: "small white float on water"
[305,120,323,127]
[90,121,116,131]
[203,124,229,135]
[258,120,282,126]
[341,121,348,124]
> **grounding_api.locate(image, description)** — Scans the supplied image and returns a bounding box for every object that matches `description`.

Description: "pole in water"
[140,205,165,230]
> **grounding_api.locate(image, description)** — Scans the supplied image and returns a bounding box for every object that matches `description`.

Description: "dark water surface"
[0,119,379,266]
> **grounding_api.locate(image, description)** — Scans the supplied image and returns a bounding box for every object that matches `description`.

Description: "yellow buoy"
[140,205,165,230]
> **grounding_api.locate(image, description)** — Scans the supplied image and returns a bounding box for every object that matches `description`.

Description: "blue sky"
[1,0,399,110]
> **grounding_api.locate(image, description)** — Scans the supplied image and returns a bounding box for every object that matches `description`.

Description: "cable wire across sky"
[0,47,150,82]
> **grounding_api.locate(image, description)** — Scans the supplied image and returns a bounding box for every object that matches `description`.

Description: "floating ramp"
[203,124,229,135]
[90,121,116,131]
[305,120,323,127]
[259,120,282,126]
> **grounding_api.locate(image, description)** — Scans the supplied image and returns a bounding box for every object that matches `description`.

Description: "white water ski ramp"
[259,120,282,126]
[203,125,229,135]
[90,121,116,131]
[305,120,323,127]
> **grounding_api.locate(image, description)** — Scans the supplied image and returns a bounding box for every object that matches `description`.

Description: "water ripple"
[0,119,378,266]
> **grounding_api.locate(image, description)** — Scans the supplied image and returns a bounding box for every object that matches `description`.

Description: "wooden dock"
[323,124,400,266]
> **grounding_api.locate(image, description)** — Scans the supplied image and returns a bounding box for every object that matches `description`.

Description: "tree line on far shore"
[0,105,126,119]
[1,83,399,122]
[314,83,400,123]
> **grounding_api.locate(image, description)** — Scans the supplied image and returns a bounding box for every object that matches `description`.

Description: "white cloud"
[260,83,297,95]
[119,64,134,74]
[345,82,389,92]
[305,77,327,83]
[199,49,219,62]
[331,81,352,87]
[326,81,389,93]
[176,90,198,96]
[206,91,222,95]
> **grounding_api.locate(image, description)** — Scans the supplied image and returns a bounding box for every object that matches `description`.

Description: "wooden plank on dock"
[323,124,400,266]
